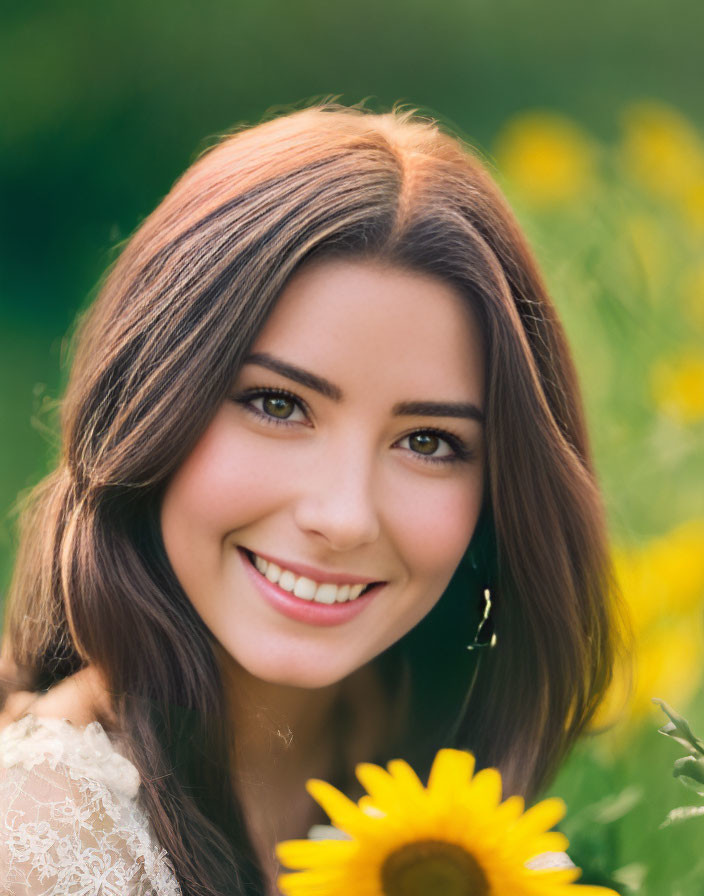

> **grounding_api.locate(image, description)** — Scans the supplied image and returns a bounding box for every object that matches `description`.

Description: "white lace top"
[0,713,181,895]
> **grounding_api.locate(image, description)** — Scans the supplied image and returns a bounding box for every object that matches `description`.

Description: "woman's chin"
[219,640,357,690]
[244,659,351,690]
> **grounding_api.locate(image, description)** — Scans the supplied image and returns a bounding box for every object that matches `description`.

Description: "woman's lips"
[244,547,381,586]
[238,547,384,627]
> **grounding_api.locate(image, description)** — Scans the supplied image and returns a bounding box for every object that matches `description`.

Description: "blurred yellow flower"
[593,520,704,729]
[621,101,704,204]
[494,111,597,206]
[651,353,704,424]
[636,619,702,717]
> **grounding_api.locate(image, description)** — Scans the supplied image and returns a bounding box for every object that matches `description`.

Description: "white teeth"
[315,584,338,605]
[279,570,296,592]
[248,552,376,604]
[293,576,317,601]
[265,562,281,583]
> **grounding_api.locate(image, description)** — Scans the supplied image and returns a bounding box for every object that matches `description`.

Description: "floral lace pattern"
[0,713,181,895]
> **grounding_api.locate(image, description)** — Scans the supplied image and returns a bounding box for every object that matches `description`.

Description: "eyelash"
[232,386,475,466]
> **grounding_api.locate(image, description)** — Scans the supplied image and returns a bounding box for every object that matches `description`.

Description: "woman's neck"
[221,655,343,797]
[214,644,391,888]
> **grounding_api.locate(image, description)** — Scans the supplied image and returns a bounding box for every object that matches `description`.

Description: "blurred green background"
[2,1,703,893]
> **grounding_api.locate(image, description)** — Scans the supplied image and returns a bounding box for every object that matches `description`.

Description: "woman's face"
[161,258,486,688]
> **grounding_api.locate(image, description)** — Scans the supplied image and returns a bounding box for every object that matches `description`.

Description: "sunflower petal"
[530,832,570,855]
[512,797,567,839]
[427,748,476,801]
[358,795,386,817]
[516,831,571,862]
[305,778,370,837]
[466,766,503,810]
[356,761,403,813]
[276,838,356,869]
[495,794,526,825]
[386,758,425,797]
[277,867,347,896]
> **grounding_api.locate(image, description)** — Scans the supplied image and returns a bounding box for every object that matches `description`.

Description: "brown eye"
[235,388,309,426]
[263,395,295,419]
[397,429,471,465]
[409,432,440,455]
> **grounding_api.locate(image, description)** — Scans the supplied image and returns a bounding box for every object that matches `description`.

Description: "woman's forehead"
[244,257,485,405]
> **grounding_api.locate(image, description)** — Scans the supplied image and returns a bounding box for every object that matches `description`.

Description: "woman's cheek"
[180,422,293,528]
[392,475,483,582]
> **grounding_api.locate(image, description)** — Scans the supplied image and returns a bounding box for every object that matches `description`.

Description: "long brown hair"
[2,102,627,895]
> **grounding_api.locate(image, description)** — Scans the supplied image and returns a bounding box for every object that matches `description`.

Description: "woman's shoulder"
[0,664,117,729]
[0,709,141,802]
[0,673,182,895]
[0,666,131,791]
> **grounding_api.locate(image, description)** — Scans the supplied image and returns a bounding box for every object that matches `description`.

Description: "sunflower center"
[381,840,490,896]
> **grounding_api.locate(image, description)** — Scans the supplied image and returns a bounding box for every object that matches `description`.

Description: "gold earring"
[466,587,497,650]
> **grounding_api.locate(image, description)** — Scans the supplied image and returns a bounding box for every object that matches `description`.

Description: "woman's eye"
[397,430,472,465]
[235,389,309,426]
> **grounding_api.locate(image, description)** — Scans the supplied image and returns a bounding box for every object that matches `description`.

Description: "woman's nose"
[292,444,381,551]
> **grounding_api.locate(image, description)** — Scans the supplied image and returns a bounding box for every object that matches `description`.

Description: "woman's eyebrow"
[244,352,341,400]
[242,352,485,424]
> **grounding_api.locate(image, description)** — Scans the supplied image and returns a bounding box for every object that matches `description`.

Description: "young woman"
[0,103,625,896]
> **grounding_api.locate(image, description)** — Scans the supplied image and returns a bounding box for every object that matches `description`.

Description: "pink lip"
[238,547,383,627]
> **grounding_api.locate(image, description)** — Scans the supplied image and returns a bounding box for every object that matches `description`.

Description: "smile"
[239,548,385,627]
[245,549,377,604]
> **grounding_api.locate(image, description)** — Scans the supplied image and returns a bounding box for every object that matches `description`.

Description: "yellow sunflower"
[493,110,597,206]
[276,749,618,896]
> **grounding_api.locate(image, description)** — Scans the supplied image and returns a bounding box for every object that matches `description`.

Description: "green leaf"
[672,757,704,796]
[673,756,704,784]
[653,699,704,755]
[658,721,700,753]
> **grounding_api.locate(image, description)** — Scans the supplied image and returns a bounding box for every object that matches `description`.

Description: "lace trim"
[0,712,140,801]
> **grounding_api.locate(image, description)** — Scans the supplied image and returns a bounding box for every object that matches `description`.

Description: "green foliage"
[655,700,704,832]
